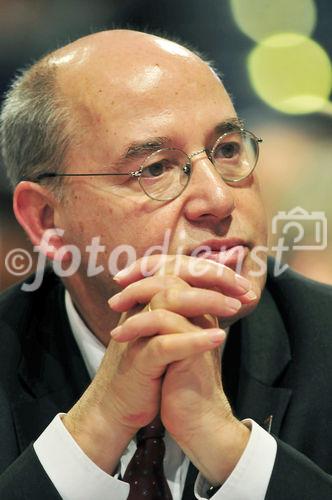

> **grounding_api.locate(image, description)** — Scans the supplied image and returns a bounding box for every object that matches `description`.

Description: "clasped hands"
[64,255,257,484]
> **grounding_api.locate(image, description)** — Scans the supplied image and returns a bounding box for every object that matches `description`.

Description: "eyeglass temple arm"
[22,171,137,182]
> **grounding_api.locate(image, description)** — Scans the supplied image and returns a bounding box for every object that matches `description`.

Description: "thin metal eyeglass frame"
[23,128,263,200]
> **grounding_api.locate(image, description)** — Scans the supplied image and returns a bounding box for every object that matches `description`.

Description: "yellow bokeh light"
[247,33,332,114]
[230,0,317,42]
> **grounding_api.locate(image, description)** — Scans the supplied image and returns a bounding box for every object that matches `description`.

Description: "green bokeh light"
[247,34,332,114]
[230,0,317,42]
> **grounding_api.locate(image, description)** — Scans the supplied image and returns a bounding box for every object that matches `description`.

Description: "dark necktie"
[123,415,173,499]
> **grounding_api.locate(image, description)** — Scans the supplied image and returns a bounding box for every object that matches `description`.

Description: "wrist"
[175,417,250,485]
[63,396,136,474]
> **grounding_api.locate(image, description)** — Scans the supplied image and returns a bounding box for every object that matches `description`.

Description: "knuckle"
[149,335,166,358]
[150,288,178,309]
[159,255,181,274]
[162,287,182,307]
[151,308,168,323]
[163,275,185,288]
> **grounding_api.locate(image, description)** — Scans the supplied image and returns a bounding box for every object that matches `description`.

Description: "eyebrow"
[214,117,244,135]
[114,117,245,167]
[125,137,171,159]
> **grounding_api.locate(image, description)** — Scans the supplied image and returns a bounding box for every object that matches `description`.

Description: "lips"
[191,238,250,269]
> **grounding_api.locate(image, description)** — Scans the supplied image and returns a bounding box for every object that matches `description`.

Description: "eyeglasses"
[25,128,262,201]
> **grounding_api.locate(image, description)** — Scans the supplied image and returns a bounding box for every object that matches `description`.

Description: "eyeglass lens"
[138,130,259,201]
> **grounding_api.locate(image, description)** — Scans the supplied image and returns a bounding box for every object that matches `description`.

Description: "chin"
[229,246,267,285]
[221,250,267,328]
[220,296,261,330]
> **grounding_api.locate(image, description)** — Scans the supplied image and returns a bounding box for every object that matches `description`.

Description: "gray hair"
[0,58,71,195]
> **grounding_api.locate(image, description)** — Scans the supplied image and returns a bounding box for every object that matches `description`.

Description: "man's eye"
[215,141,241,159]
[142,161,170,178]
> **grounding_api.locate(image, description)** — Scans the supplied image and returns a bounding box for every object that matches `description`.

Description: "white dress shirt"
[34,290,277,499]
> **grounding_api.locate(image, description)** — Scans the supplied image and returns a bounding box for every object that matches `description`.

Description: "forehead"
[57,39,235,156]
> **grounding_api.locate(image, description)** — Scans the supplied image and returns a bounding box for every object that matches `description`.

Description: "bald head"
[50,30,221,139]
[51,30,228,167]
[48,29,212,80]
[51,29,199,62]
[0,29,227,191]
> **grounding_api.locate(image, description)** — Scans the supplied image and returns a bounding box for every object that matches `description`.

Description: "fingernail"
[245,290,257,301]
[108,292,122,307]
[235,274,251,291]
[113,267,132,281]
[110,326,122,338]
[207,329,225,344]
[225,297,242,311]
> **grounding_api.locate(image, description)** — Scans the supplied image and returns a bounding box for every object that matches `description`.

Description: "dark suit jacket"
[0,260,332,499]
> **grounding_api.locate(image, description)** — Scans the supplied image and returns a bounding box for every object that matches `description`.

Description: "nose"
[182,151,236,223]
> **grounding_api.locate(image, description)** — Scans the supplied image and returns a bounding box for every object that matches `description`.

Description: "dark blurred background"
[1,0,331,289]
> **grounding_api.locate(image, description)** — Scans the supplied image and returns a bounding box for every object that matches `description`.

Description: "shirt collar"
[65,290,105,379]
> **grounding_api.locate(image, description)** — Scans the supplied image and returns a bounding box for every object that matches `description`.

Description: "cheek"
[235,180,267,243]
[233,181,268,293]
[251,181,268,242]
[57,191,115,256]
[60,190,177,262]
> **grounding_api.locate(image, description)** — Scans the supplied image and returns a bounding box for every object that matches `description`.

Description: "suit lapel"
[236,284,292,434]
[236,371,292,435]
[11,273,90,452]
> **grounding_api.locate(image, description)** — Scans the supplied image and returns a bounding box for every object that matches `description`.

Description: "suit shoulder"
[267,260,332,299]
[0,270,64,385]
[267,259,332,334]
[0,270,63,356]
[0,269,61,321]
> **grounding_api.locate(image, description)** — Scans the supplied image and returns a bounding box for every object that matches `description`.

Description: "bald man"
[0,29,332,499]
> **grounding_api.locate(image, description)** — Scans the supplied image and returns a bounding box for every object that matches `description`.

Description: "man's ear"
[13,181,66,260]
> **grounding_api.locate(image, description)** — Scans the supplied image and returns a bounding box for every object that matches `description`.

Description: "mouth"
[190,238,250,270]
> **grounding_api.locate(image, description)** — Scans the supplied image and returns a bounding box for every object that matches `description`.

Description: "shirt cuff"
[194,419,277,500]
[33,413,129,500]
